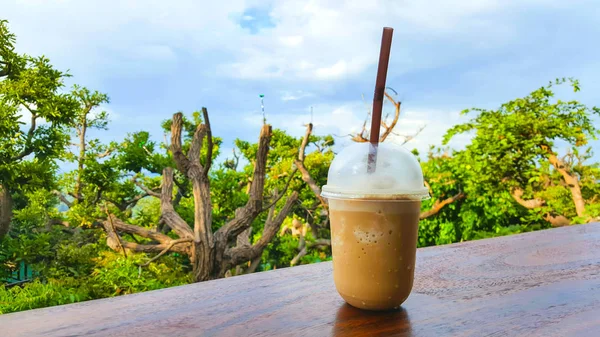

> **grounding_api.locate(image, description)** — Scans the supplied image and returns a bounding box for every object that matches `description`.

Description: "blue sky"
[3,0,600,168]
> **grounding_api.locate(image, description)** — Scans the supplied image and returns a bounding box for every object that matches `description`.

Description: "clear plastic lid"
[321,142,430,200]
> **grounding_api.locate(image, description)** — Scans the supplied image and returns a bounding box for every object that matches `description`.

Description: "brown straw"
[367,27,394,173]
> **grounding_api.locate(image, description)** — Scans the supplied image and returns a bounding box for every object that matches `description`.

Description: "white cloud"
[279,35,304,47]
[280,90,314,101]
[2,0,561,83]
[315,60,348,80]
[243,102,363,138]
[216,0,554,81]
[98,106,119,122]
[243,100,469,156]
[2,0,246,80]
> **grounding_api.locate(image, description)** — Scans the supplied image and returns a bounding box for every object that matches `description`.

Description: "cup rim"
[321,186,431,201]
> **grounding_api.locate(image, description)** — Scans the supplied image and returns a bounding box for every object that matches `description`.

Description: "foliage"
[0,279,90,314]
[0,19,77,191]
[444,78,599,223]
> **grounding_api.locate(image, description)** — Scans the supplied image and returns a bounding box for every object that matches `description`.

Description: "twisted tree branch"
[419,192,465,219]
[52,190,73,208]
[227,191,298,266]
[217,125,272,241]
[131,176,161,198]
[202,107,213,176]
[510,188,545,209]
[140,238,193,267]
[159,167,194,240]
[170,113,191,175]
[294,123,327,209]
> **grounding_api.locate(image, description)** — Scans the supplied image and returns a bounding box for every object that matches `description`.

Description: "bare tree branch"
[294,123,327,209]
[236,227,252,247]
[291,238,331,266]
[132,176,161,198]
[246,256,262,274]
[107,214,172,243]
[227,191,298,266]
[188,123,207,169]
[52,190,73,208]
[350,88,404,144]
[399,125,426,145]
[202,107,213,176]
[105,193,153,212]
[140,238,193,267]
[510,187,571,227]
[12,111,38,161]
[290,247,307,266]
[104,206,127,258]
[545,148,586,218]
[261,170,297,212]
[170,112,212,244]
[159,167,194,240]
[380,91,401,142]
[96,149,112,159]
[231,148,240,170]
[102,216,191,255]
[423,180,433,196]
[217,125,272,241]
[510,188,545,209]
[170,112,192,175]
[544,214,571,227]
[298,123,312,162]
[420,192,465,219]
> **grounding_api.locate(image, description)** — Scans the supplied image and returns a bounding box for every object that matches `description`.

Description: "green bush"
[0,279,90,314]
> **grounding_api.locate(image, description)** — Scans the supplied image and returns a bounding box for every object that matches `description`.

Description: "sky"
[3,0,600,168]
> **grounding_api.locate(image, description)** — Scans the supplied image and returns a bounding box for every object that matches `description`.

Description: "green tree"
[0,20,78,238]
[444,78,600,226]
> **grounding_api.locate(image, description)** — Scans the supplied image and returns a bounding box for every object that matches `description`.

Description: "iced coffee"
[322,142,429,311]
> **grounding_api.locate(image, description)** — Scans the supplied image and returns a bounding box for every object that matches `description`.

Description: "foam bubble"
[353,228,383,244]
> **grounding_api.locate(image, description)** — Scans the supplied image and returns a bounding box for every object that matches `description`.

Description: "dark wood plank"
[2,223,600,337]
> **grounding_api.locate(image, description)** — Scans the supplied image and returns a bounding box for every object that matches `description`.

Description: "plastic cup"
[322,142,429,311]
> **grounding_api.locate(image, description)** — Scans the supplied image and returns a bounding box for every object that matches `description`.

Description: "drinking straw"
[367,27,393,173]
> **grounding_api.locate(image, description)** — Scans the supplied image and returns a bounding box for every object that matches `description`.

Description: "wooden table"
[3,223,600,336]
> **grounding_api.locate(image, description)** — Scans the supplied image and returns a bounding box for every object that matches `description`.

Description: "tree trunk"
[0,184,12,239]
[191,241,215,282]
[547,153,586,218]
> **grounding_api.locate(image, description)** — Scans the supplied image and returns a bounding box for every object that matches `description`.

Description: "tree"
[444,78,600,226]
[100,110,298,281]
[70,86,111,202]
[0,20,78,238]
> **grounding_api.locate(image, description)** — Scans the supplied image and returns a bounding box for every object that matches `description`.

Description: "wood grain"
[2,223,600,337]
